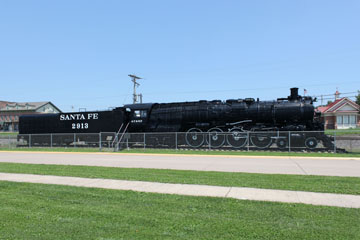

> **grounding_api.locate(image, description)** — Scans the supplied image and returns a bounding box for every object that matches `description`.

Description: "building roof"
[0,101,12,109]
[0,101,61,113]
[316,97,359,113]
[316,106,328,113]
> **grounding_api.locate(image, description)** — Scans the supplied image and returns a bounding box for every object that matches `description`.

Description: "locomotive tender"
[18,88,334,150]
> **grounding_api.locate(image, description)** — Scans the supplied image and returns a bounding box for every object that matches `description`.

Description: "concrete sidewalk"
[1,151,360,177]
[0,172,359,209]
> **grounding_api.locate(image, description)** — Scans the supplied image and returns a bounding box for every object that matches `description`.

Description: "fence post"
[247,132,250,152]
[288,131,291,153]
[175,132,178,151]
[208,132,211,150]
[29,134,31,148]
[50,134,53,148]
[74,133,76,148]
[116,138,119,152]
[99,132,102,151]
[334,131,336,154]
[8,135,10,149]
[144,133,146,150]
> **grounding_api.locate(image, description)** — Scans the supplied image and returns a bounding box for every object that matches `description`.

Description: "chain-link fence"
[0,135,17,149]
[0,130,358,153]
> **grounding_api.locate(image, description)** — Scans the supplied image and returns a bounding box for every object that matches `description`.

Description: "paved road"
[0,151,359,177]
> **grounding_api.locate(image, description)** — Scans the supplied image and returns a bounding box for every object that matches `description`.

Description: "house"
[0,101,61,131]
[316,96,359,130]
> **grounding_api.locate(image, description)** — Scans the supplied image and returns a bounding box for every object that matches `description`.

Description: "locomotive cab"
[124,103,154,132]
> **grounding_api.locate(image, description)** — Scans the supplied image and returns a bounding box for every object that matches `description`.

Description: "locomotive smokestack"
[290,88,299,100]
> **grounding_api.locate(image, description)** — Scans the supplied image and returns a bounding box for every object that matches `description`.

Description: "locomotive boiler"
[123,87,330,149]
[18,88,334,150]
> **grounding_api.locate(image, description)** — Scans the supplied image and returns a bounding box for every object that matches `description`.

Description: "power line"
[312,91,358,98]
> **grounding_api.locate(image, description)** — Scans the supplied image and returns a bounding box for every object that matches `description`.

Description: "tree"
[356,91,360,106]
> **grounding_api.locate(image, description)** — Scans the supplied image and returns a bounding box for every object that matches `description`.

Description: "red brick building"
[0,101,61,131]
[316,97,359,129]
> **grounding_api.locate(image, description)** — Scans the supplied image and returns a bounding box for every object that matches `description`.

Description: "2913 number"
[72,123,89,129]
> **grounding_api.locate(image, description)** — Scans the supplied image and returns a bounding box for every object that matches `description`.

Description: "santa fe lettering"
[87,113,99,120]
[60,113,99,121]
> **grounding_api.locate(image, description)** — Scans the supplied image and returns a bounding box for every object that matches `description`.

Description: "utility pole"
[129,74,142,104]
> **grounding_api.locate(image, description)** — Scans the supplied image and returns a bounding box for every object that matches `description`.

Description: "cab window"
[134,110,147,118]
[134,110,141,118]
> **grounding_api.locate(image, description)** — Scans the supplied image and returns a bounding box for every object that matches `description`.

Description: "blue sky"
[1,0,359,111]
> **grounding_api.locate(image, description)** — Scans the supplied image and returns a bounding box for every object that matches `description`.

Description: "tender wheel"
[276,138,288,149]
[185,128,204,148]
[206,127,225,148]
[305,137,318,149]
[226,127,247,148]
[250,133,273,149]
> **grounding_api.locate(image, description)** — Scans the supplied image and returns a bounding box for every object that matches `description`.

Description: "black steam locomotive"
[18,88,334,150]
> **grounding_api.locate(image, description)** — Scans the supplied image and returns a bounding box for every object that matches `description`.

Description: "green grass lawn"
[325,128,360,136]
[1,162,359,195]
[0,131,18,136]
[0,181,359,240]
[1,147,360,158]
[0,147,102,152]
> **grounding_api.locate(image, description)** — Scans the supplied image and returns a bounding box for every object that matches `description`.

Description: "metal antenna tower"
[128,74,142,104]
